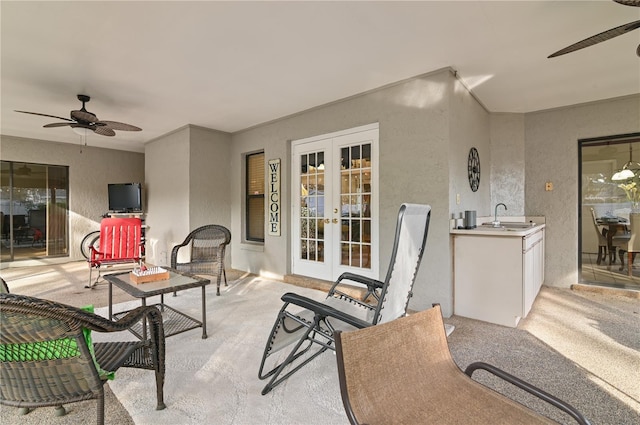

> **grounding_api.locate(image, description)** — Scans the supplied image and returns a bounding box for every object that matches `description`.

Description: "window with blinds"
[246,152,265,242]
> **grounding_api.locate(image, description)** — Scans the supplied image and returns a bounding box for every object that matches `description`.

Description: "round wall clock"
[468,147,480,192]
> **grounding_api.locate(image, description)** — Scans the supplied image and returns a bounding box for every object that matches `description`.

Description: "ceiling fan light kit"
[72,126,92,137]
[15,94,141,137]
[548,0,640,58]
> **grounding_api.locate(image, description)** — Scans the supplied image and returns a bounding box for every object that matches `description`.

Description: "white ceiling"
[1,1,639,153]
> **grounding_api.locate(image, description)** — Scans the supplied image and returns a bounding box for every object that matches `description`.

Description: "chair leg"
[629,252,634,277]
[223,268,228,287]
[97,388,104,425]
[86,265,101,289]
[260,325,326,395]
[86,265,94,289]
[54,405,66,417]
[610,247,617,264]
[259,309,330,395]
[618,250,625,271]
[597,246,603,265]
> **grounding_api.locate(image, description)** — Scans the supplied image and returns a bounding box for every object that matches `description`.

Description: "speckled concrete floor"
[1,263,638,424]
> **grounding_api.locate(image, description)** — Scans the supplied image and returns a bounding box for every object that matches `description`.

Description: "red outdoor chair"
[87,218,143,288]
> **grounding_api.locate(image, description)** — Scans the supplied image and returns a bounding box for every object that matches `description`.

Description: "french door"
[292,124,379,281]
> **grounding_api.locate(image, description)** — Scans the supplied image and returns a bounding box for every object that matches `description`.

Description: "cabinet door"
[523,230,544,317]
[454,235,523,327]
[523,245,535,317]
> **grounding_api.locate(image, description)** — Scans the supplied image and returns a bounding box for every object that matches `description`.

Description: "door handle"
[332,218,338,224]
[324,219,330,224]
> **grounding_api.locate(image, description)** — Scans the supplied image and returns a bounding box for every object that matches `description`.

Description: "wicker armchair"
[171,224,231,295]
[0,293,166,425]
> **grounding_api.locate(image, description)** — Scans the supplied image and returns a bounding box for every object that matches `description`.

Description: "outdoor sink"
[480,221,536,230]
[478,225,506,231]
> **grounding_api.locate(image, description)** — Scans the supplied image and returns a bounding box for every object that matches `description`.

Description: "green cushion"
[0,305,114,380]
[81,305,115,380]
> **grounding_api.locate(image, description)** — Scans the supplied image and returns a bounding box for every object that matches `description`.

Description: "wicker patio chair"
[258,203,431,394]
[171,224,231,295]
[0,293,166,425]
[334,305,591,425]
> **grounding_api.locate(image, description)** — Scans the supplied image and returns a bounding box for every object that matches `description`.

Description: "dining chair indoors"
[589,208,630,266]
[590,208,611,265]
[171,224,231,296]
[616,212,640,276]
[335,305,591,425]
[258,203,431,395]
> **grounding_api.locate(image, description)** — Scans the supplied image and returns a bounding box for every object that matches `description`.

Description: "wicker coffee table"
[105,268,210,339]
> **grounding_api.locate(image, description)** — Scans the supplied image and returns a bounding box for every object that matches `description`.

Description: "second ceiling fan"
[548,0,640,58]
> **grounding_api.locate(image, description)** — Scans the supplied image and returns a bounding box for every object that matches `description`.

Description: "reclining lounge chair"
[258,203,431,395]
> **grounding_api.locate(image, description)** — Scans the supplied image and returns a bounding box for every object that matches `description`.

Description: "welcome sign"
[268,158,281,236]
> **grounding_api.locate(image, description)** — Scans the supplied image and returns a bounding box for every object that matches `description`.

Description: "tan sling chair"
[334,305,591,425]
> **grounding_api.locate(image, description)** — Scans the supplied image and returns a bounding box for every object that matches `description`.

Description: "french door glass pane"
[300,151,325,262]
[340,142,371,268]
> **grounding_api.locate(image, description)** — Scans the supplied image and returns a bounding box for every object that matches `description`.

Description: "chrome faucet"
[493,203,507,227]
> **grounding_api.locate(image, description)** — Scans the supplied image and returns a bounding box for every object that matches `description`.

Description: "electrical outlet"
[456,193,461,204]
[545,182,553,191]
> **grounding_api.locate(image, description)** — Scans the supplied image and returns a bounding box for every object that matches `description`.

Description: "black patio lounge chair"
[258,203,431,394]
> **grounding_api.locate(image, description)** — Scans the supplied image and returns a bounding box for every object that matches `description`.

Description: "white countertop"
[450,222,545,237]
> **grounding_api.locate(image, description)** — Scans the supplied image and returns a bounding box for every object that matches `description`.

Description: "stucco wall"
[144,125,232,267]
[144,127,190,266]
[525,95,640,287]
[0,135,144,261]
[449,78,492,218]
[188,126,232,229]
[490,113,525,215]
[230,69,487,315]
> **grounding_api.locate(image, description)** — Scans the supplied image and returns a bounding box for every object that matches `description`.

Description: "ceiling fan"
[548,0,640,58]
[15,94,142,137]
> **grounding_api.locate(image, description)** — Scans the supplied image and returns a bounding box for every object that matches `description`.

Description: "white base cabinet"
[453,227,545,327]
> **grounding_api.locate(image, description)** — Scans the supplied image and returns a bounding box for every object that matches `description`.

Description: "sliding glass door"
[0,161,69,262]
[580,133,640,289]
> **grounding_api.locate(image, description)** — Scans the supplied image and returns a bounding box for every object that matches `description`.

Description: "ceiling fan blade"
[613,0,640,6]
[99,121,142,131]
[548,19,640,58]
[43,122,73,128]
[71,109,99,123]
[93,126,116,137]
[15,110,74,122]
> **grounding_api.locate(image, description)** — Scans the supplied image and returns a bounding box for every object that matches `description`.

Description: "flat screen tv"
[108,183,142,213]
